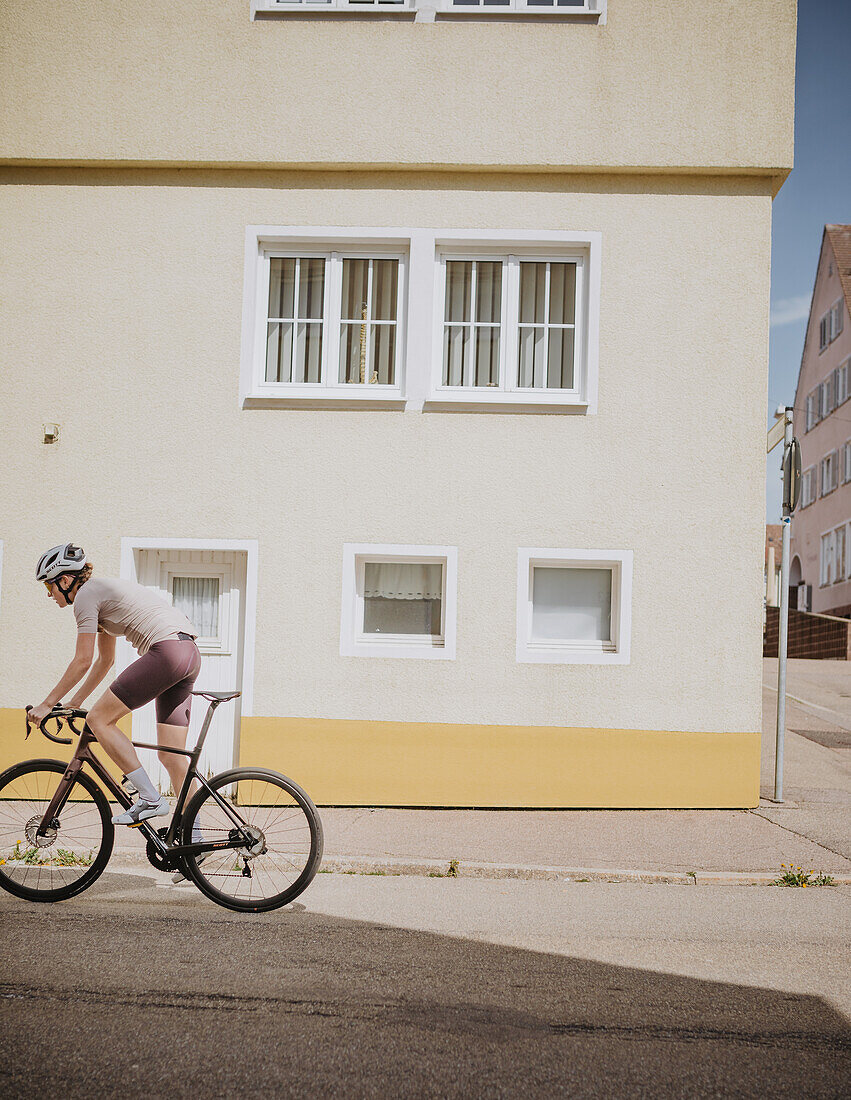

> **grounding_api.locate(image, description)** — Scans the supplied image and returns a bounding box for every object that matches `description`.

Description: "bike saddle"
[191,690,242,702]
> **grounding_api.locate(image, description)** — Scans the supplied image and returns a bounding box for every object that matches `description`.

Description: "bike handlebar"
[25,705,89,745]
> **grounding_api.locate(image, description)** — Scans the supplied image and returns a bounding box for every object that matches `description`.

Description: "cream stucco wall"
[0,0,795,179]
[0,169,771,738]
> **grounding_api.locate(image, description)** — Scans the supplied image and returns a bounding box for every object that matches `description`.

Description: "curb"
[107,851,851,886]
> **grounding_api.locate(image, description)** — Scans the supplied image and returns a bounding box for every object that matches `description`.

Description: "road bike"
[0,691,323,913]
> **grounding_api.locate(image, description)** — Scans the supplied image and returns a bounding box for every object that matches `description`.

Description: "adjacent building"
[0,1,797,807]
[790,225,851,619]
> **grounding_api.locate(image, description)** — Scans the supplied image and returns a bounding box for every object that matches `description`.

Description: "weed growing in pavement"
[773,864,835,887]
[686,871,697,883]
[428,860,460,878]
[2,840,93,867]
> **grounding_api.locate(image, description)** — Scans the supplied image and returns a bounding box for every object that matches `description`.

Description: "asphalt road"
[1,871,849,1099]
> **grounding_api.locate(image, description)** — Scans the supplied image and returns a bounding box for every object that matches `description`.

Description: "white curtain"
[364,562,443,600]
[173,577,219,637]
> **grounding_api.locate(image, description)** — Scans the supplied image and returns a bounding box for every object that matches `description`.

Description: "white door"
[132,549,247,793]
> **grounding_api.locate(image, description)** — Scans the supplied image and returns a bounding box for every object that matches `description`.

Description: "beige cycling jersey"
[73,577,197,655]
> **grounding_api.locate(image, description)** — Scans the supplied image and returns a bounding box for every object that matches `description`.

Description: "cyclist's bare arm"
[29,633,96,724]
[69,633,115,708]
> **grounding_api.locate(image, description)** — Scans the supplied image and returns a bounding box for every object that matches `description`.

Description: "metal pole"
[774,407,794,803]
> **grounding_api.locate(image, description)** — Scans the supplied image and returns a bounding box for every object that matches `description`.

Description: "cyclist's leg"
[86,689,140,774]
[154,643,202,833]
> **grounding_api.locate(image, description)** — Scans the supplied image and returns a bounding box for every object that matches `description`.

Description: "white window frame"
[161,561,234,655]
[843,440,851,485]
[340,544,458,659]
[831,298,844,341]
[516,548,633,665]
[805,389,819,431]
[820,530,835,588]
[246,240,408,406]
[241,227,601,414]
[801,465,816,508]
[821,451,838,497]
[839,359,851,407]
[428,232,600,412]
[834,525,847,585]
[820,376,834,419]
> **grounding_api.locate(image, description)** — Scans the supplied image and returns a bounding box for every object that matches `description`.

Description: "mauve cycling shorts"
[110,636,202,727]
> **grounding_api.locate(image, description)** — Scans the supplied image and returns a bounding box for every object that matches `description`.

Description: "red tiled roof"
[826,225,851,313]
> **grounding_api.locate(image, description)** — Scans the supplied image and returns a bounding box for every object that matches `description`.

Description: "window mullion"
[540,261,551,389]
[466,261,477,388]
[365,259,374,384]
[327,253,342,388]
[291,257,301,384]
[504,256,519,392]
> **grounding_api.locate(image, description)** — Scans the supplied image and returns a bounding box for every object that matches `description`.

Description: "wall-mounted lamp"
[43,423,60,445]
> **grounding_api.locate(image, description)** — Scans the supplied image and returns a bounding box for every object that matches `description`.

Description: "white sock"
[191,817,204,844]
[126,766,160,804]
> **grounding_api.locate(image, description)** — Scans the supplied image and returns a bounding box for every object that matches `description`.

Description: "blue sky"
[765,0,851,521]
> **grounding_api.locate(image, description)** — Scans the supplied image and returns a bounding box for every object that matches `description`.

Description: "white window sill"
[343,636,451,660]
[425,390,589,414]
[252,2,604,19]
[243,387,405,410]
[517,644,629,665]
[253,2,414,15]
[434,8,604,22]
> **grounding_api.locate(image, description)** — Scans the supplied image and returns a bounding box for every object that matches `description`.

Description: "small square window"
[341,545,457,659]
[517,549,632,664]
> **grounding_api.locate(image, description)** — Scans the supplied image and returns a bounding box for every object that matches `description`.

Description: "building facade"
[790,225,851,619]
[0,1,796,806]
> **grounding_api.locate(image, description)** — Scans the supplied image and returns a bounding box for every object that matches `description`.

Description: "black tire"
[0,758,114,902]
[180,767,323,913]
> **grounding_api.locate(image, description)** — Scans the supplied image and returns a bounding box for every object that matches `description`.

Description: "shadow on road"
[0,873,849,1098]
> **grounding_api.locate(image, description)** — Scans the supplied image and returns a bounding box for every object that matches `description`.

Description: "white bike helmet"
[36,543,87,583]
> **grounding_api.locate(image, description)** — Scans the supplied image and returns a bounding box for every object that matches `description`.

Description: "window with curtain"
[263,252,403,390]
[362,562,443,637]
[441,255,579,392]
[339,258,399,385]
[531,567,612,644]
[172,577,220,638]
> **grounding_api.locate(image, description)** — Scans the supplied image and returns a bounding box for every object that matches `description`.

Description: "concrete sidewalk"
[114,659,851,885]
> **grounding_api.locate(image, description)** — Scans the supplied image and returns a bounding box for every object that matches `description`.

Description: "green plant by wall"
[773,864,835,887]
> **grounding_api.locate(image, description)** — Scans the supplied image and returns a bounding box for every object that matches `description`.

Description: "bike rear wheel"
[180,767,323,913]
[0,759,114,902]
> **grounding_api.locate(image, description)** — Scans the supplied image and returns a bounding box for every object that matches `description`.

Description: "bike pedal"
[127,822,144,829]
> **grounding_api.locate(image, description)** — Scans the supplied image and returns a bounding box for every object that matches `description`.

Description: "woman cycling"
[28,542,202,829]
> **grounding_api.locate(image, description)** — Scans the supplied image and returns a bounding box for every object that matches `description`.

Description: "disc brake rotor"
[235,825,266,859]
[25,815,58,848]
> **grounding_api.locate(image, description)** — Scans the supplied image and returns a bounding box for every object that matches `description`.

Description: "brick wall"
[764,606,851,660]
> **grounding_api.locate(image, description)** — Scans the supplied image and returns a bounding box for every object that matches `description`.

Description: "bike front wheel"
[0,758,114,902]
[180,767,323,913]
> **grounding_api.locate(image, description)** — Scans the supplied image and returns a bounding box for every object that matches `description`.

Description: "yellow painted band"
[0,710,760,808]
[238,716,761,809]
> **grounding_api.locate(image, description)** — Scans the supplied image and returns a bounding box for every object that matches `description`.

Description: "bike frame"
[35,695,252,861]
